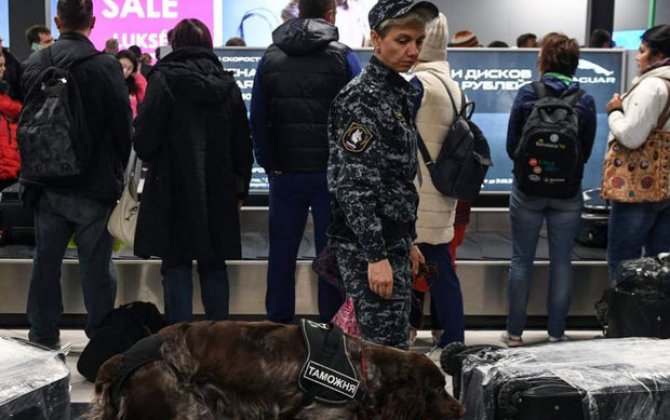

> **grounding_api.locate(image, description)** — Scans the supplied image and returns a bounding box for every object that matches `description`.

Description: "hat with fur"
[418,13,448,62]
[450,30,479,47]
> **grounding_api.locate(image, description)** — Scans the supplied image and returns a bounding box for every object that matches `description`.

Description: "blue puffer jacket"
[506,75,597,191]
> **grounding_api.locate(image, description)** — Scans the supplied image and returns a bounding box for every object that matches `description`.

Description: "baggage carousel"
[0,204,609,329]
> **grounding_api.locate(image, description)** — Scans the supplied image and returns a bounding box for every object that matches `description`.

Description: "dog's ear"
[88,354,125,420]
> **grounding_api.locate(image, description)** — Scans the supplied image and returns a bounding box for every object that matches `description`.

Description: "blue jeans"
[507,185,582,339]
[161,260,229,325]
[266,172,344,323]
[608,199,670,284]
[418,242,465,347]
[27,191,117,346]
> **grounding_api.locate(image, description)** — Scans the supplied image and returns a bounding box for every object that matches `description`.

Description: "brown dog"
[87,320,465,420]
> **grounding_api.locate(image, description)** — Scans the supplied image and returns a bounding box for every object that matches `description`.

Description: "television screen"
[612,29,644,50]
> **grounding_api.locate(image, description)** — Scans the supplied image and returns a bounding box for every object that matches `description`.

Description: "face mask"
[31,42,40,52]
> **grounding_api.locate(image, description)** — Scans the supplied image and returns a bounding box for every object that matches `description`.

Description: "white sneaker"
[548,334,568,343]
[425,346,443,364]
[500,332,524,347]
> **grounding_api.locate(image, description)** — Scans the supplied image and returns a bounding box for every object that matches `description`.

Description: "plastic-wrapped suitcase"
[445,338,670,420]
[576,188,609,248]
[595,256,670,338]
[441,343,504,400]
[0,337,70,420]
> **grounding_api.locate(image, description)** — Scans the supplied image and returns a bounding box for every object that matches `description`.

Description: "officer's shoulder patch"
[341,122,374,153]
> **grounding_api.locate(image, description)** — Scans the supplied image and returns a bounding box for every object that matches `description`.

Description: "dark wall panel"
[8,0,46,62]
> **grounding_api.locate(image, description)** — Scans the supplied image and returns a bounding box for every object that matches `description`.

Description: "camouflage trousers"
[333,238,412,349]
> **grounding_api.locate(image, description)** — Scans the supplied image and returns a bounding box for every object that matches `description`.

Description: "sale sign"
[51,0,214,53]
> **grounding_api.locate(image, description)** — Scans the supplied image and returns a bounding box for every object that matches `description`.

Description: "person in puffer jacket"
[0,53,21,190]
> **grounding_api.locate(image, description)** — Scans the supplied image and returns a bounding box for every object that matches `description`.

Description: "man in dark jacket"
[20,0,133,348]
[250,0,361,324]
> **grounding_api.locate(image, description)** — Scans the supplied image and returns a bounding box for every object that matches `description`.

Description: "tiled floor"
[0,328,603,405]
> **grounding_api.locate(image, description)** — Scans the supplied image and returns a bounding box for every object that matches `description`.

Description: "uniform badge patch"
[341,122,374,153]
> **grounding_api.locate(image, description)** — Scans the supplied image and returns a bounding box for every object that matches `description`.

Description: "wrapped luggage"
[0,337,70,420]
[442,338,670,420]
[595,256,670,338]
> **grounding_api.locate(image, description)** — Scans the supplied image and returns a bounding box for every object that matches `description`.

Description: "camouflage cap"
[368,0,439,31]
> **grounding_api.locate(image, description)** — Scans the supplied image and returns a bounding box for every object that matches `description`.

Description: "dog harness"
[109,334,165,412]
[298,319,367,406]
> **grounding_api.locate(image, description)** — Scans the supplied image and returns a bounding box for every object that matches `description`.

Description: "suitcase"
[576,188,609,248]
[451,338,670,420]
[595,257,670,338]
[0,183,35,246]
[441,342,504,400]
[0,337,70,420]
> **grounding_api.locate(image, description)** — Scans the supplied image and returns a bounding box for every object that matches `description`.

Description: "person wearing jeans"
[266,172,341,323]
[28,191,118,345]
[506,187,582,341]
[409,12,465,356]
[504,33,596,346]
[605,25,670,282]
[161,260,229,324]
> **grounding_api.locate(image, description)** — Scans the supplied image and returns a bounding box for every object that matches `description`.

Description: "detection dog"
[87,320,466,420]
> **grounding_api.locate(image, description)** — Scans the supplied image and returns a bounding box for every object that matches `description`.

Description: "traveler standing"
[133,19,253,325]
[327,0,437,349]
[409,13,465,356]
[251,0,361,324]
[21,0,133,348]
[503,33,596,346]
[606,25,670,282]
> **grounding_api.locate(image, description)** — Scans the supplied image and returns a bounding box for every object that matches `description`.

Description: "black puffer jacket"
[21,32,133,205]
[260,18,350,172]
[133,48,253,261]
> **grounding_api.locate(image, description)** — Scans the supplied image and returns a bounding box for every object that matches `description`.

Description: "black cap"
[368,0,439,31]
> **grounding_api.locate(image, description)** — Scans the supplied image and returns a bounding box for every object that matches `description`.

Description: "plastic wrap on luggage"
[460,338,670,420]
[0,337,70,420]
[614,257,668,296]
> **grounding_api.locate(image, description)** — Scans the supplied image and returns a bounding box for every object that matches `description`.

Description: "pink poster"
[91,0,214,53]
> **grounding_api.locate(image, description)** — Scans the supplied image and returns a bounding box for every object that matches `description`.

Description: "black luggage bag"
[595,256,670,338]
[442,338,670,420]
[0,182,34,246]
[575,188,609,248]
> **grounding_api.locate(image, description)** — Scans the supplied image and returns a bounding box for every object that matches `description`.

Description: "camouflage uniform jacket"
[327,55,419,262]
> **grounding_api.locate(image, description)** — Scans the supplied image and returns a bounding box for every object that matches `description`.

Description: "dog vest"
[298,319,366,406]
[110,334,164,412]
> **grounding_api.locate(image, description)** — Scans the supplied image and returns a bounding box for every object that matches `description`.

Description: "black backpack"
[17,48,98,180]
[416,73,493,202]
[77,301,165,382]
[513,82,584,198]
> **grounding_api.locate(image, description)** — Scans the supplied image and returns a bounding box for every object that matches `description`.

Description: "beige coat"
[412,61,462,245]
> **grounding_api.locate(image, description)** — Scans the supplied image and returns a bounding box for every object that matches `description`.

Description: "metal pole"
[649,0,657,28]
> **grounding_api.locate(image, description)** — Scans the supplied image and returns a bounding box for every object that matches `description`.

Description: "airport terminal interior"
[1,0,669,419]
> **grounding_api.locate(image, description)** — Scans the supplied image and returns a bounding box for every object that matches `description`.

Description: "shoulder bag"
[601,78,670,203]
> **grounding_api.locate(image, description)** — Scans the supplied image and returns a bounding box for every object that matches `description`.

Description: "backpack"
[17,48,99,180]
[513,82,584,198]
[416,73,493,202]
[77,301,165,382]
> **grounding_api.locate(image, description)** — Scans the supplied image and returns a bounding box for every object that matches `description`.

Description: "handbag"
[601,78,670,203]
[331,297,360,337]
[107,152,140,246]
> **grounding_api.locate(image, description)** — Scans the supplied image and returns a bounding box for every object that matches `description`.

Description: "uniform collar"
[368,55,413,90]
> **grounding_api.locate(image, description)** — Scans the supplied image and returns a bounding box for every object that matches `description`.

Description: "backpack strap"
[416,132,434,166]
[531,81,548,99]
[561,89,585,107]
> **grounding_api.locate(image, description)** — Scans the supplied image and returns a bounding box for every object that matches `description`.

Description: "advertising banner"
[0,0,8,47]
[215,48,624,194]
[51,0,214,53]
